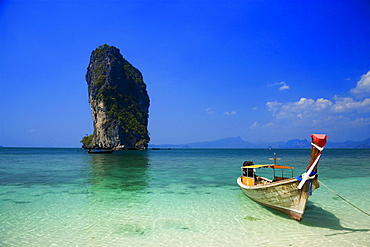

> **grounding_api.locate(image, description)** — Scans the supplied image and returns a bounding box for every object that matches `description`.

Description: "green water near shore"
[0,148,369,246]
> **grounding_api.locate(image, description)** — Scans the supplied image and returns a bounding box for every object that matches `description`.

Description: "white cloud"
[270,81,290,90]
[252,107,257,110]
[206,107,214,115]
[265,95,370,131]
[350,70,370,96]
[250,121,259,128]
[279,84,290,90]
[332,97,370,112]
[251,121,274,129]
[250,71,370,140]
[224,110,237,115]
[267,97,369,120]
[263,71,370,132]
[353,117,370,126]
[262,122,274,128]
[266,101,282,113]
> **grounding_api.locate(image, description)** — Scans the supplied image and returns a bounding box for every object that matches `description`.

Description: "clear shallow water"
[0,148,369,246]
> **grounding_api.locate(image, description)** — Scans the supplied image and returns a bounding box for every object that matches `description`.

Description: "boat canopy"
[241,164,294,169]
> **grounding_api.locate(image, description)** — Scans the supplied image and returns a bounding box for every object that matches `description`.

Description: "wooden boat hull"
[237,176,319,221]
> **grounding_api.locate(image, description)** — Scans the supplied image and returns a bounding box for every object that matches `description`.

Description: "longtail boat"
[88,149,114,154]
[237,134,328,221]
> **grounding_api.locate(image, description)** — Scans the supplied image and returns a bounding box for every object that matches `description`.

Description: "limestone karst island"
[80,44,150,150]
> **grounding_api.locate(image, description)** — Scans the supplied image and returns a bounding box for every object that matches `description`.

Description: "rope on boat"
[319,180,370,217]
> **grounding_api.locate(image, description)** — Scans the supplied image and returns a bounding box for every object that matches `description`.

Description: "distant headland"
[81,44,150,150]
[149,136,370,149]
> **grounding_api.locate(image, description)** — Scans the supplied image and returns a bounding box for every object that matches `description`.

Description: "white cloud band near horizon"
[254,71,370,137]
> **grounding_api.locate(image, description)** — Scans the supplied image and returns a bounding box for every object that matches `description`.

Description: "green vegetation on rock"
[80,134,93,148]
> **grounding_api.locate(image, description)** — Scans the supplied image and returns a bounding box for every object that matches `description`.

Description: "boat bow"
[298,134,327,189]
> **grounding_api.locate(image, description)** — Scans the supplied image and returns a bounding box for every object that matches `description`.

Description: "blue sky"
[0,0,369,147]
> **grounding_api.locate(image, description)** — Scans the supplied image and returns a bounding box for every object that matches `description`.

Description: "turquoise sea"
[0,148,369,246]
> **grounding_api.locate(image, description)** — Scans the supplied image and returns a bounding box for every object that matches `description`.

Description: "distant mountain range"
[149,136,370,149]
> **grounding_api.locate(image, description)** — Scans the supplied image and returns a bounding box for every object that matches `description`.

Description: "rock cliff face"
[85,44,150,150]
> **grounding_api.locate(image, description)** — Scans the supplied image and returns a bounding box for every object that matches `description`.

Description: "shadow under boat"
[264,201,369,234]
